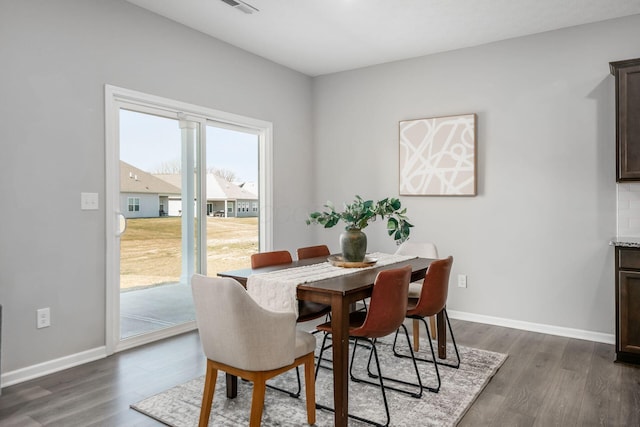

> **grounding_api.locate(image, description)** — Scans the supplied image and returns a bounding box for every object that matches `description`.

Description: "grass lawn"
[120,216,258,290]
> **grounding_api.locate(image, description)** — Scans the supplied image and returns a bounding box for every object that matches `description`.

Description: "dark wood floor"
[1,319,638,426]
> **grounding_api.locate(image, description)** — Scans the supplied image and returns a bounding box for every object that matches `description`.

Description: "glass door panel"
[204,124,259,276]
[118,109,196,339]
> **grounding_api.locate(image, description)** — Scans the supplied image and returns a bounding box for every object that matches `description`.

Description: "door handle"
[117,213,127,236]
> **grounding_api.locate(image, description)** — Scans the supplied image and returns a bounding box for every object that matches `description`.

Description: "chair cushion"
[297,301,332,323]
[408,281,422,299]
[294,330,317,358]
[316,310,368,334]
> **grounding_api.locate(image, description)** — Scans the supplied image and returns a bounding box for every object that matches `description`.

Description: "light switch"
[81,192,99,210]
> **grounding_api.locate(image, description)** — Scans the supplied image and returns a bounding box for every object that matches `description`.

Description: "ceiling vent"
[219,0,259,14]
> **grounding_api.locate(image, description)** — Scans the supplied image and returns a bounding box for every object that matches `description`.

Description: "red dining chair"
[296,244,331,260]
[389,256,460,394]
[251,250,293,269]
[251,250,332,324]
[297,244,371,315]
[250,250,331,397]
[395,241,439,350]
[314,265,421,426]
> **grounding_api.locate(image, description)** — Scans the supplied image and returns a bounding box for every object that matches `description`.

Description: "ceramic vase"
[340,228,367,262]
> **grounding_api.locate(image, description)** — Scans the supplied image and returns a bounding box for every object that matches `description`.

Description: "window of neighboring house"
[128,197,140,212]
[252,202,258,212]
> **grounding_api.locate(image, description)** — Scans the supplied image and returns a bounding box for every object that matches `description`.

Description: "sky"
[119,109,258,182]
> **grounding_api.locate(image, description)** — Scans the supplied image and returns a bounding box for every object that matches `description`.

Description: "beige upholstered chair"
[191,274,317,427]
[250,250,330,397]
[395,241,439,350]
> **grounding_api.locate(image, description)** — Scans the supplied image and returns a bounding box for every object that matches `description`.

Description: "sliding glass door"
[118,109,197,340]
[105,85,272,353]
[204,123,260,276]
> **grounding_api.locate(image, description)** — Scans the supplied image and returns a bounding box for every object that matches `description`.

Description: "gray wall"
[2,0,639,379]
[0,0,313,373]
[312,15,640,335]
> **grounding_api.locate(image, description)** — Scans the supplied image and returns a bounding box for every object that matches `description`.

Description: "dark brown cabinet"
[610,58,640,182]
[615,247,640,364]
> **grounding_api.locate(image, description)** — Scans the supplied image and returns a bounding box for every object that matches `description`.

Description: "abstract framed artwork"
[399,113,477,196]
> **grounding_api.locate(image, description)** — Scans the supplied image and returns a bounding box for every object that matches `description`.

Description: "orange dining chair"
[390,256,460,394]
[298,244,371,314]
[250,250,331,397]
[251,250,332,324]
[251,250,293,269]
[296,244,331,260]
[395,241,439,351]
[191,275,316,427]
[314,265,421,426]
[297,245,334,318]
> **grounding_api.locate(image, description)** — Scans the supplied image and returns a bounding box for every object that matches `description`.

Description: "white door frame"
[104,85,273,355]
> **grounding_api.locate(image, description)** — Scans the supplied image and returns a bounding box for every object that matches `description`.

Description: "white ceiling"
[126,0,640,76]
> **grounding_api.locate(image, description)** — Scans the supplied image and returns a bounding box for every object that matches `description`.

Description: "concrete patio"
[120,282,196,339]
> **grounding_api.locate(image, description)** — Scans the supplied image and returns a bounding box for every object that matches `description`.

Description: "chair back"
[251,250,293,269]
[350,265,412,339]
[395,241,439,259]
[408,256,453,317]
[297,245,330,260]
[191,274,297,371]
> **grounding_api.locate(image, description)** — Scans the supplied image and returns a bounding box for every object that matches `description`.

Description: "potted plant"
[306,195,413,262]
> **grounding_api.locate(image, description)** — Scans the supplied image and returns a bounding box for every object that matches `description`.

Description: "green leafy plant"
[306,195,413,243]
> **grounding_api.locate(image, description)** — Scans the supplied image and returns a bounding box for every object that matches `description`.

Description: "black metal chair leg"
[347,338,391,426]
[266,366,301,398]
[388,317,442,392]
[393,309,461,369]
[421,320,442,392]
[315,336,392,427]
[315,331,333,380]
[361,324,424,398]
[442,309,461,368]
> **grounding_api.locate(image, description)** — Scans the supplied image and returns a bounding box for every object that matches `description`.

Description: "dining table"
[217,253,441,427]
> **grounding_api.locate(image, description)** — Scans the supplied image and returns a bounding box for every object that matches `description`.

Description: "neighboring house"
[237,181,258,196]
[120,161,181,218]
[155,173,258,218]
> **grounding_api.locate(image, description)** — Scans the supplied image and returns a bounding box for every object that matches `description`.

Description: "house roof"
[154,173,257,201]
[120,161,181,195]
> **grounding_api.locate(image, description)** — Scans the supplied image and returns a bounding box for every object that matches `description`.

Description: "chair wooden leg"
[413,319,420,351]
[429,315,437,339]
[199,360,218,427]
[249,375,267,427]
[303,353,316,425]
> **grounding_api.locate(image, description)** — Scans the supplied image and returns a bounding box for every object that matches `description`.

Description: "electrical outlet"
[457,274,467,288]
[37,307,51,328]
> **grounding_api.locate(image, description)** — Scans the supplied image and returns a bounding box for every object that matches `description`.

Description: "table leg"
[226,373,237,398]
[437,309,447,359]
[330,294,350,427]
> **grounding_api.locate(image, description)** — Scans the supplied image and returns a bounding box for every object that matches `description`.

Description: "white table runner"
[246,252,417,316]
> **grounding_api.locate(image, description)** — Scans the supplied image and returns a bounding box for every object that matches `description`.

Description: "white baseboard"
[1,323,197,389]
[0,313,614,389]
[1,346,107,388]
[447,310,615,345]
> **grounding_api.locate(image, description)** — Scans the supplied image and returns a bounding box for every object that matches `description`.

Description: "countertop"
[610,236,640,247]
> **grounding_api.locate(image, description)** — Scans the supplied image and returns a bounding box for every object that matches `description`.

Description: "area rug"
[132,337,507,426]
